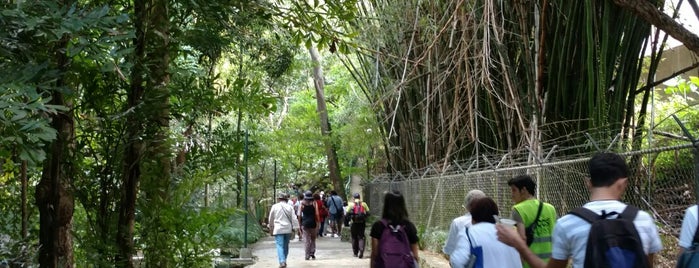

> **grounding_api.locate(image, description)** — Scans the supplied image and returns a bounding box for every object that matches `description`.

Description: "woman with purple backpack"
[369,190,419,268]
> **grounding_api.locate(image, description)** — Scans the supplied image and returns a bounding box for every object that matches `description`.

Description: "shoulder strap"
[465,227,474,250]
[693,205,699,244]
[569,207,600,224]
[619,204,639,220]
[331,196,341,211]
[528,201,544,228]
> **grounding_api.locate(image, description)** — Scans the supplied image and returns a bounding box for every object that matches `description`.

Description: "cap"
[277,192,289,200]
[353,193,361,199]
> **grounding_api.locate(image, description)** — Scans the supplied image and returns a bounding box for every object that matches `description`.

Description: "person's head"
[303,190,314,201]
[588,152,629,188]
[508,174,536,203]
[381,190,409,223]
[276,192,289,202]
[464,190,486,211]
[313,193,321,200]
[330,190,338,196]
[353,192,361,201]
[469,197,499,224]
[290,194,298,201]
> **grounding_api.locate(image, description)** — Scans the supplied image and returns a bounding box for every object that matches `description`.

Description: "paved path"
[245,235,371,268]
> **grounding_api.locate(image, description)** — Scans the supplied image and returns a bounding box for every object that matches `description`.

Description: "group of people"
[269,151,699,268]
[267,189,372,268]
[443,152,699,268]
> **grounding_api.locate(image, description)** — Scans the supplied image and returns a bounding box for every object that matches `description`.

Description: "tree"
[309,45,344,196]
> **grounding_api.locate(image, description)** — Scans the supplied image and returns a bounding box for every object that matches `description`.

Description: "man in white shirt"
[268,192,300,268]
[496,152,663,268]
[679,204,699,251]
[443,189,486,257]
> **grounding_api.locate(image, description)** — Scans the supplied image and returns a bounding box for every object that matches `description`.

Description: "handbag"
[464,227,477,268]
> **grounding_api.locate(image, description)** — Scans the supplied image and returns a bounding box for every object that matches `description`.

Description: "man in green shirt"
[508,174,557,268]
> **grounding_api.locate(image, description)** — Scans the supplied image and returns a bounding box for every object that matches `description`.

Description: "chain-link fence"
[364,143,698,265]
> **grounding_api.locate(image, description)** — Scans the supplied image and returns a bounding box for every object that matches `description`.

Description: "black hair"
[381,190,409,223]
[470,197,499,224]
[507,174,536,195]
[588,152,629,187]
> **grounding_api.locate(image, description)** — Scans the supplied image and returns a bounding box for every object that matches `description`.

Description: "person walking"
[287,193,303,241]
[268,192,300,268]
[326,190,345,237]
[346,192,370,258]
[448,197,522,268]
[370,190,419,268]
[299,190,320,260]
[314,193,329,237]
[443,189,486,258]
[496,152,663,268]
[507,174,557,267]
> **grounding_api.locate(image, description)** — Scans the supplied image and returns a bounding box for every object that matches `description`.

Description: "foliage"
[643,77,699,183]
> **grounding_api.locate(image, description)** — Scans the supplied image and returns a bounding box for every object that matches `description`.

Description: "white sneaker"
[333,234,339,237]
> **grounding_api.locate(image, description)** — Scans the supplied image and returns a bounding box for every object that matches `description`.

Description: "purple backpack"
[374,219,416,268]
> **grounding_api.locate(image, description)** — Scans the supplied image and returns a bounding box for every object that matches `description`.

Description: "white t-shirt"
[443,213,472,255]
[679,205,699,249]
[449,222,523,268]
[551,200,663,268]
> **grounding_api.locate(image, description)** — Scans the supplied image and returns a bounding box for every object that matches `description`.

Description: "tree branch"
[612,0,699,56]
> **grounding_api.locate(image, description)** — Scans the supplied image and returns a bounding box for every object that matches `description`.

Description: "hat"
[277,192,289,200]
[303,190,314,200]
[353,193,361,199]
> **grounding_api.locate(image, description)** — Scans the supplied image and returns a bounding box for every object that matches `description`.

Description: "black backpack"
[569,205,650,268]
[677,206,699,268]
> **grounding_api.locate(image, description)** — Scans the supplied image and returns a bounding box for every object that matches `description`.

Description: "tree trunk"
[140,0,171,265]
[116,0,147,266]
[35,32,75,267]
[308,46,344,197]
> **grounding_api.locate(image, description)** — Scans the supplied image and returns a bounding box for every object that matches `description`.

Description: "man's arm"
[511,209,527,240]
[495,224,568,268]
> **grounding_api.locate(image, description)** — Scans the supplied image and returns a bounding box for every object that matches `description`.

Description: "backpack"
[351,202,367,223]
[300,202,317,228]
[676,206,699,268]
[569,205,650,268]
[525,201,544,246]
[374,219,415,268]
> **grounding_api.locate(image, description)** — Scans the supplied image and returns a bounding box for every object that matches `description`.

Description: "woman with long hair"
[369,190,419,268]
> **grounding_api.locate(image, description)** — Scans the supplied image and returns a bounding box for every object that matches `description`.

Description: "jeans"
[274,233,291,264]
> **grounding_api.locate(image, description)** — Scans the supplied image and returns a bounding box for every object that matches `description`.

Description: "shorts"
[329,213,343,221]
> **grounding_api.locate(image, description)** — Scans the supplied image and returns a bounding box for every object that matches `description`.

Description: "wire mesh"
[365,143,698,265]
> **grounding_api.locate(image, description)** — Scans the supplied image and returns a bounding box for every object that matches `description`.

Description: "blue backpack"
[374,219,416,268]
[677,206,699,268]
[569,205,650,268]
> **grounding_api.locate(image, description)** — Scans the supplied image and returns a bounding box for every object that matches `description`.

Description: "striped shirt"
[551,200,663,268]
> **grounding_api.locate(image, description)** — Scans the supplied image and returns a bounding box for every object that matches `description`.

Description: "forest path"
[245,234,369,268]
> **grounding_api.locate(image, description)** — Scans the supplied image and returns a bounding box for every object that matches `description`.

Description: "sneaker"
[279,262,287,268]
[358,252,363,258]
[334,234,339,238]
[311,255,316,260]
